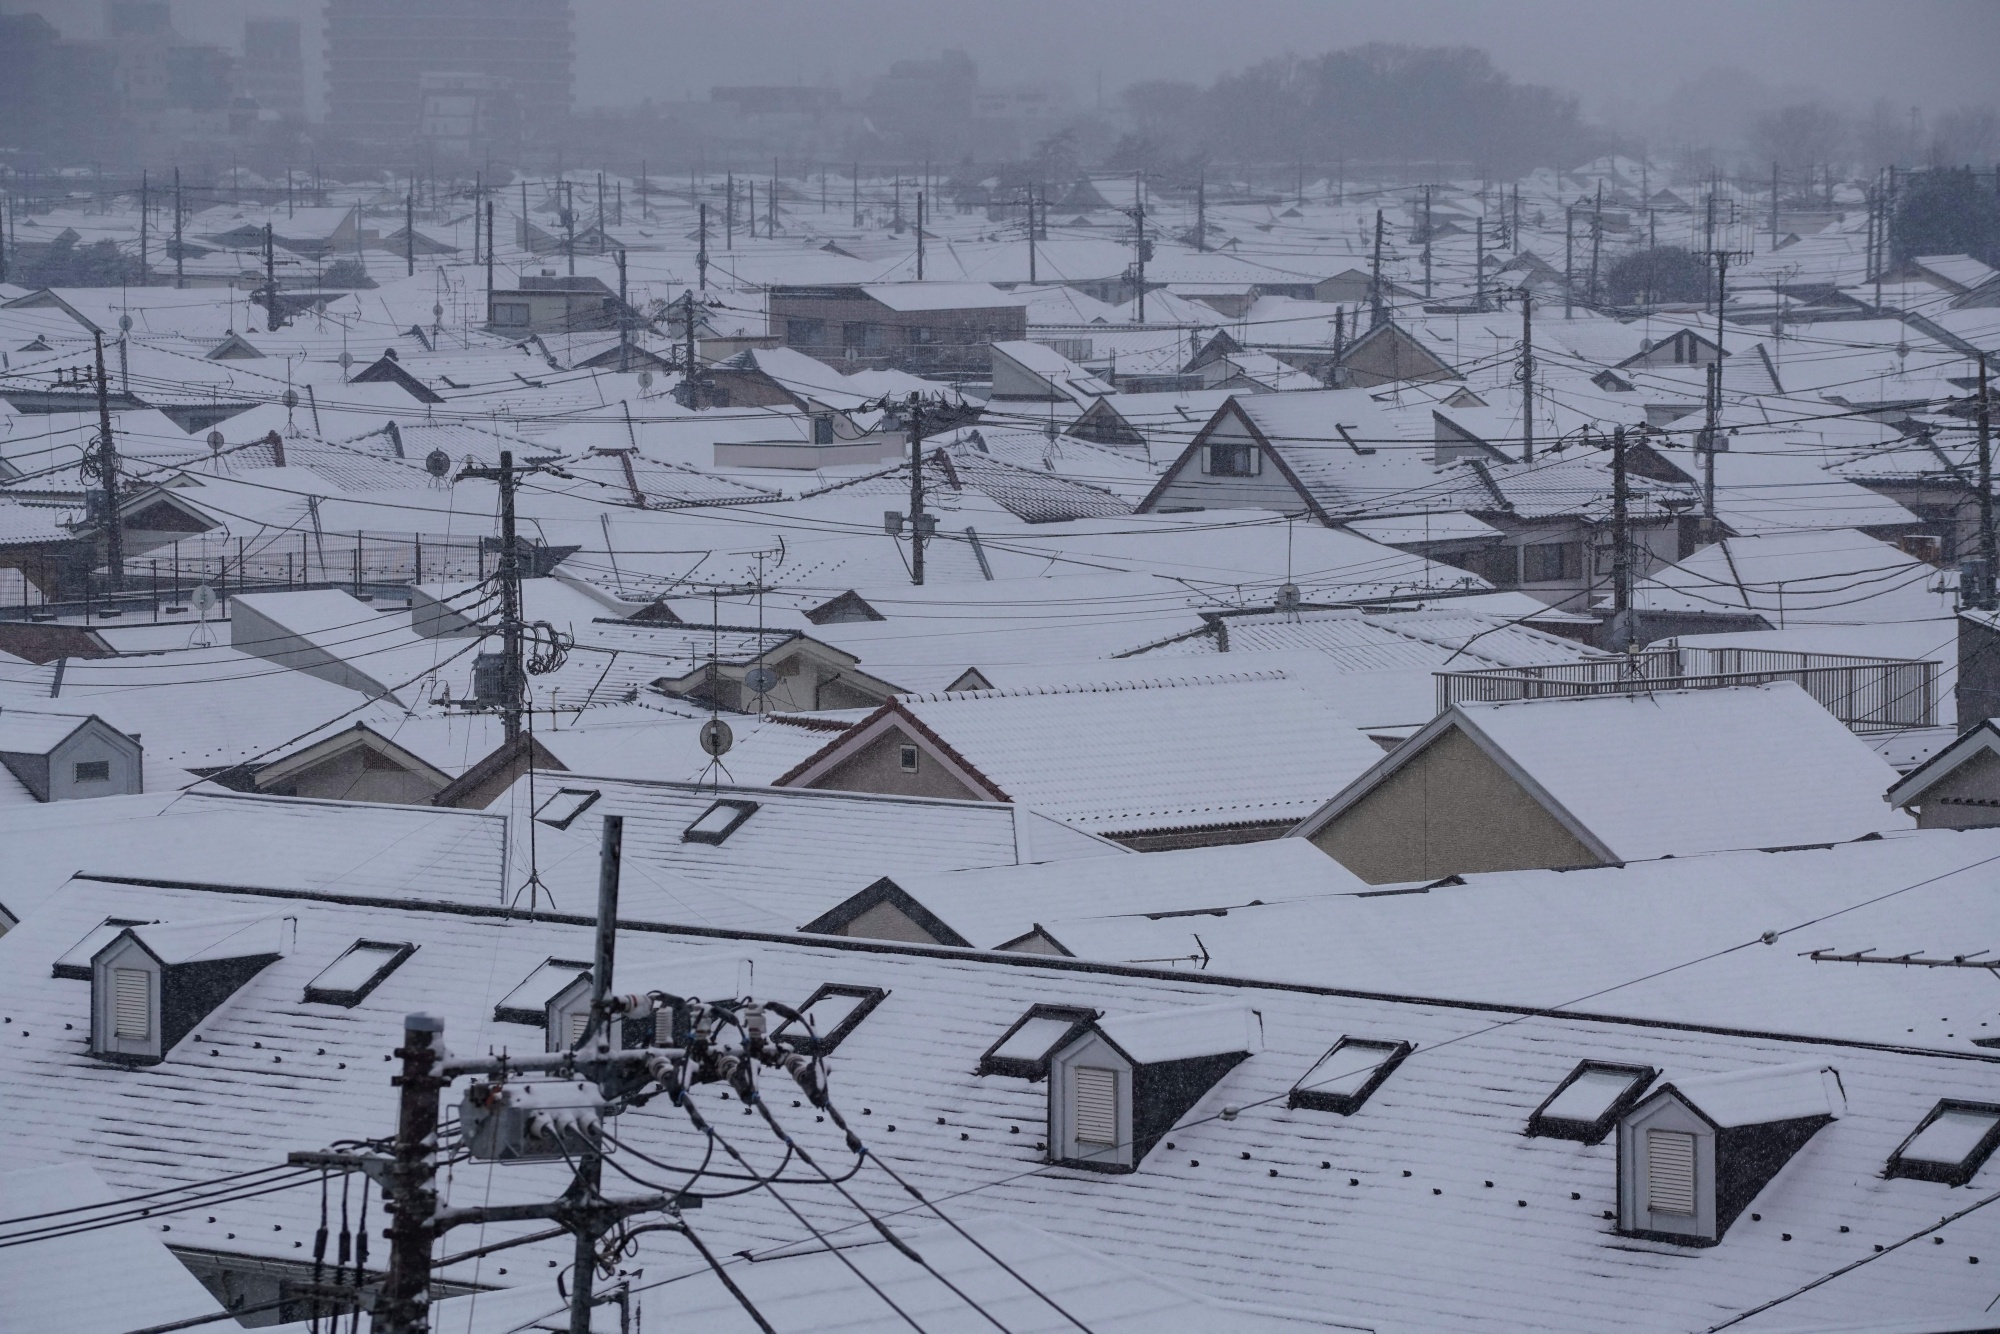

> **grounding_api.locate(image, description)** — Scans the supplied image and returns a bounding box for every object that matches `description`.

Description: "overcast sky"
[13,0,1998,127]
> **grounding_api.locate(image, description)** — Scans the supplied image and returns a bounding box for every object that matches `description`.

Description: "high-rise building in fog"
[242,17,305,120]
[324,0,572,156]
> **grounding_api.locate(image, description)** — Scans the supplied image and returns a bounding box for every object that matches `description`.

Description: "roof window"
[1528,1061,1657,1144]
[1288,1037,1411,1115]
[53,917,154,980]
[1887,1101,2000,1186]
[304,941,416,1007]
[535,787,601,829]
[682,798,759,845]
[979,1005,1099,1080]
[773,983,889,1055]
[495,957,593,1025]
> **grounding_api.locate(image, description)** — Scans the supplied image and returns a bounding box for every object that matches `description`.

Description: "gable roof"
[1886,716,2000,810]
[1292,683,1910,862]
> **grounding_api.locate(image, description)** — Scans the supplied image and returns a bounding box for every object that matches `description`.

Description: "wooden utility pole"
[725,173,733,249]
[138,170,148,284]
[1979,352,1995,609]
[1027,185,1037,283]
[1475,217,1485,311]
[93,332,123,592]
[1588,181,1603,305]
[1132,174,1148,322]
[1195,170,1206,253]
[264,223,281,331]
[1422,185,1433,298]
[378,1014,444,1334]
[697,204,709,290]
[915,191,925,280]
[1369,209,1385,327]
[1563,203,1574,318]
[907,397,930,585]
[485,199,494,308]
[406,185,415,276]
[1611,425,1632,647]
[174,167,184,289]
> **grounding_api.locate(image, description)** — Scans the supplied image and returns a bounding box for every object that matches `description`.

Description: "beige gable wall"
[1913,746,2000,829]
[804,724,989,802]
[1144,410,1313,515]
[1308,723,1602,883]
[839,899,946,944]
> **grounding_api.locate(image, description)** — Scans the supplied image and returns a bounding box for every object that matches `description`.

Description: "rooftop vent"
[534,787,601,830]
[682,798,759,845]
[1617,1063,1843,1246]
[1887,1100,2000,1187]
[979,1005,1099,1080]
[1288,1037,1411,1116]
[1527,1061,1657,1144]
[303,941,416,1007]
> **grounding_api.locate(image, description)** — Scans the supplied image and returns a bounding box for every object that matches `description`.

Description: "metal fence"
[1436,646,1940,732]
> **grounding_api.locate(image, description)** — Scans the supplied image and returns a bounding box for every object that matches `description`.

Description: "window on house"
[74,760,111,783]
[813,414,836,445]
[1887,1101,2000,1186]
[1073,1066,1119,1146]
[1528,1062,1657,1143]
[1522,542,1582,582]
[899,745,920,773]
[1646,1129,1698,1214]
[1288,1037,1411,1114]
[786,317,827,347]
[843,322,882,351]
[534,787,601,830]
[113,967,150,1040]
[304,941,416,1007]
[979,1005,1098,1079]
[1202,442,1260,476]
[494,302,531,326]
[682,798,759,845]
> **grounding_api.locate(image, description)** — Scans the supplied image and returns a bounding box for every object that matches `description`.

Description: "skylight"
[535,787,601,829]
[772,983,889,1055]
[304,941,416,1007]
[682,798,759,845]
[1528,1062,1657,1143]
[1288,1037,1411,1115]
[495,958,593,1025]
[1888,1101,2000,1186]
[978,1005,1100,1080]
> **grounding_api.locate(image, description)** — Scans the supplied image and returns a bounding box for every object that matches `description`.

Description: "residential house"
[768,282,1028,377]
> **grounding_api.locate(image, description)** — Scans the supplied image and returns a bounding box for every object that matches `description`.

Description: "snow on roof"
[121,913,287,965]
[4,875,1999,1333]
[1631,530,1953,626]
[1663,1062,1845,1129]
[1442,683,1910,861]
[0,710,102,753]
[884,675,1388,834]
[0,1162,226,1334]
[1098,1002,1263,1064]
[859,282,1029,313]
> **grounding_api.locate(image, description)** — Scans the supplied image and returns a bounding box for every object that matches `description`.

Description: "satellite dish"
[118,314,133,332]
[282,389,298,409]
[206,430,224,452]
[699,717,734,757]
[744,665,779,696]
[424,448,452,478]
[637,370,653,390]
[190,584,218,613]
[337,351,354,370]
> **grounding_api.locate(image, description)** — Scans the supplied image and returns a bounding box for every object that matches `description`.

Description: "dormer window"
[979,1005,1098,1080]
[1528,1062,1657,1144]
[1887,1101,2000,1186]
[1288,1037,1411,1115]
[304,941,416,1007]
[111,966,152,1042]
[535,787,601,829]
[74,760,111,783]
[683,798,758,845]
[1047,1004,1258,1173]
[88,918,284,1066]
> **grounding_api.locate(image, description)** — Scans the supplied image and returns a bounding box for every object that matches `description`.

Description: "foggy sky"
[11,0,1998,132]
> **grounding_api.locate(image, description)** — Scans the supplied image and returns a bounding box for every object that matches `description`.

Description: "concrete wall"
[1308,724,1601,883]
[838,899,944,944]
[1911,745,2000,829]
[803,725,987,802]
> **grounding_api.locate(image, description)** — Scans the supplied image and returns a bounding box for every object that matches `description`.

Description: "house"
[1329,319,1459,389]
[486,274,626,335]
[986,340,1115,405]
[767,282,1029,377]
[1884,716,2000,828]
[1289,683,1911,883]
[0,711,143,802]
[774,673,1388,850]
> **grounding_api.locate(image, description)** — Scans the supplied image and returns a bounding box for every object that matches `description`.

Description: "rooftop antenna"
[697,586,735,789]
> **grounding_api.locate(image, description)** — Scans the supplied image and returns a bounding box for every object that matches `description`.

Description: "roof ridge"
[901,669,1293,703]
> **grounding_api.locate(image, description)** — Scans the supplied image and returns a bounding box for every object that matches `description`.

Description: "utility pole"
[1520,291,1534,461]
[852,163,860,228]
[1475,217,1485,311]
[174,167,184,289]
[1611,425,1632,648]
[747,179,756,240]
[93,332,123,592]
[697,203,709,290]
[1369,209,1385,327]
[616,248,630,372]
[563,180,576,276]
[907,396,930,585]
[1588,181,1603,305]
[1026,186,1037,283]
[681,289,700,403]
[642,159,649,220]
[1131,173,1148,322]
[1700,359,1721,533]
[485,199,495,310]
[1421,185,1433,299]
[726,173,734,250]
[264,223,281,331]
[378,1013,444,1334]
[455,452,534,742]
[567,816,624,1334]
[138,170,147,284]
[915,190,925,280]
[1770,160,1780,248]
[1979,352,1995,609]
[1195,170,1206,252]
[1563,201,1574,318]
[406,186,415,277]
